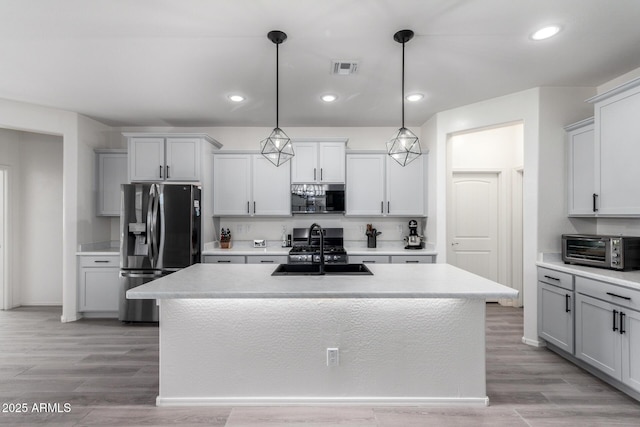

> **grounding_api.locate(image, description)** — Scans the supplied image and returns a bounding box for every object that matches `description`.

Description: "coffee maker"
[404,220,424,249]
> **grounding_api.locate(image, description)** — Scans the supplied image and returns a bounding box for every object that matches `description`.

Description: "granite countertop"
[127,263,518,300]
[537,259,640,292]
[202,241,437,256]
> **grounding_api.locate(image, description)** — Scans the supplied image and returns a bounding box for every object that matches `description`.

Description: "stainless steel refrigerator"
[119,183,201,322]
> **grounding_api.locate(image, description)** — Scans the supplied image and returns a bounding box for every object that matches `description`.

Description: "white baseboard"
[156,396,491,407]
[521,336,546,347]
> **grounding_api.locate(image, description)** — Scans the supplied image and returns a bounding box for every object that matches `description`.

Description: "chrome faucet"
[308,223,325,274]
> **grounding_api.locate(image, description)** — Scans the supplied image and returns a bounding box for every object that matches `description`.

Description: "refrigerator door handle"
[157,185,165,269]
[146,186,155,267]
[120,271,162,279]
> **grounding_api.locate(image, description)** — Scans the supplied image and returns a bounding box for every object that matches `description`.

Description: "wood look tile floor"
[1,304,639,426]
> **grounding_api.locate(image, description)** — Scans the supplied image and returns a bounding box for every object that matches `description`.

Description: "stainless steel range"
[288,227,348,264]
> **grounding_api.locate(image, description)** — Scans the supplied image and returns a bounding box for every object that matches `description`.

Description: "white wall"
[450,123,523,169]
[18,132,63,305]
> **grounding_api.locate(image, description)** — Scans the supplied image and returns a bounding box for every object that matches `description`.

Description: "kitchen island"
[128,263,518,407]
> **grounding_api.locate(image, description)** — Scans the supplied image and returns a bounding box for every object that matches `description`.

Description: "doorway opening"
[446,122,524,307]
[0,167,6,310]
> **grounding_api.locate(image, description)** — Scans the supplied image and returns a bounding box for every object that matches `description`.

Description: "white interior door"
[448,172,499,282]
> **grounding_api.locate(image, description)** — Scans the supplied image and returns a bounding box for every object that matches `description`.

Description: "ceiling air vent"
[331,60,358,75]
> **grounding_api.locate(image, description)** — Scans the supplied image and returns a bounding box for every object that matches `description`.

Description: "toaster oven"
[562,234,640,270]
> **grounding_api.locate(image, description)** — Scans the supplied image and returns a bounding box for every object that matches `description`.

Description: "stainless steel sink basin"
[271,263,373,276]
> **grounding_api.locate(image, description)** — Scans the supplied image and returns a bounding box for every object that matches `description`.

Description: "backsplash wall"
[210,216,428,245]
[597,218,640,236]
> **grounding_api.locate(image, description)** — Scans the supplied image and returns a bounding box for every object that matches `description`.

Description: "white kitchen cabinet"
[538,267,574,354]
[346,153,426,217]
[95,149,127,216]
[575,276,640,393]
[291,139,346,183]
[202,255,245,264]
[565,118,595,216]
[349,255,390,264]
[77,254,121,316]
[125,133,221,183]
[391,255,434,264]
[213,154,291,216]
[586,77,640,216]
[246,255,288,264]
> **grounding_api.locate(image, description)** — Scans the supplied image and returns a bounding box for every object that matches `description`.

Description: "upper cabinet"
[95,149,128,216]
[290,139,346,183]
[213,153,291,216]
[124,133,221,183]
[588,77,640,216]
[566,118,595,216]
[346,153,426,217]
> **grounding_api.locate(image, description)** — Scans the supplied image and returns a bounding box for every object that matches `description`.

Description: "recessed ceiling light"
[406,93,424,102]
[321,94,338,103]
[531,25,561,41]
[228,94,245,102]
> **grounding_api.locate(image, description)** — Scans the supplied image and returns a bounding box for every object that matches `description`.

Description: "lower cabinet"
[537,267,574,354]
[78,255,121,316]
[575,287,640,393]
[202,255,245,264]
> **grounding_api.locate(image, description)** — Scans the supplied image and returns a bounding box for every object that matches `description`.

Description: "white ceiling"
[1,0,639,127]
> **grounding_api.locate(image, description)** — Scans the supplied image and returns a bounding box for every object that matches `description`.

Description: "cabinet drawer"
[349,255,390,264]
[79,255,119,268]
[576,276,640,311]
[246,255,288,264]
[202,255,245,264]
[391,255,434,264]
[537,267,573,290]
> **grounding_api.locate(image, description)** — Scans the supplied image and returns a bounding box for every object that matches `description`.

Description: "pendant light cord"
[276,42,279,129]
[401,40,405,129]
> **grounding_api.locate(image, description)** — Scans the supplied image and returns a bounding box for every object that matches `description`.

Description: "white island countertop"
[127,263,518,300]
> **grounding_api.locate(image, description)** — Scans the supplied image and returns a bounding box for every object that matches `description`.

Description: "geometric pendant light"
[386,29,422,167]
[260,30,295,167]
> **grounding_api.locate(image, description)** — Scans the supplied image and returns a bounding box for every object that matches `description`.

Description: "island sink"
[271,263,373,276]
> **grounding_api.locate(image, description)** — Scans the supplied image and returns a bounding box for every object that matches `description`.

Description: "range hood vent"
[331,60,358,75]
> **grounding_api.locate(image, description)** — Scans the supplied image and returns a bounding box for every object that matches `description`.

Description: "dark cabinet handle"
[247,201,250,214]
[159,165,163,178]
[387,201,390,213]
[405,260,420,263]
[613,309,618,332]
[260,260,274,263]
[593,193,598,212]
[381,201,384,214]
[254,201,256,214]
[166,165,170,178]
[320,168,323,180]
[314,168,317,181]
[565,294,571,313]
[217,260,231,263]
[544,275,560,281]
[93,260,110,263]
[620,312,626,335]
[606,292,631,300]
[363,260,376,263]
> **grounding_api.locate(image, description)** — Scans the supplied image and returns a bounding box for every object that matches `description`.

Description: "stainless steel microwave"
[291,184,345,214]
[562,234,640,270]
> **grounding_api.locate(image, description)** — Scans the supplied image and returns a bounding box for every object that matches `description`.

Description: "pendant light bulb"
[260,30,294,167]
[387,29,422,167]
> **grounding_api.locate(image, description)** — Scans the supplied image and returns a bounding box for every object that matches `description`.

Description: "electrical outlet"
[327,348,339,367]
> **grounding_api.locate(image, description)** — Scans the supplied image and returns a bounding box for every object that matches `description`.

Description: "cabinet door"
[538,282,574,353]
[129,138,165,182]
[213,155,252,215]
[97,152,128,216]
[318,142,345,183]
[596,87,640,215]
[291,142,318,183]
[621,308,640,393]
[567,124,595,216]
[202,255,245,264]
[575,293,621,379]
[386,155,425,216]
[165,138,200,181]
[79,267,121,312]
[252,155,291,215]
[346,154,385,215]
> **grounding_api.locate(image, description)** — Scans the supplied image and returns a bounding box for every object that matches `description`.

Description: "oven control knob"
[612,253,619,258]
